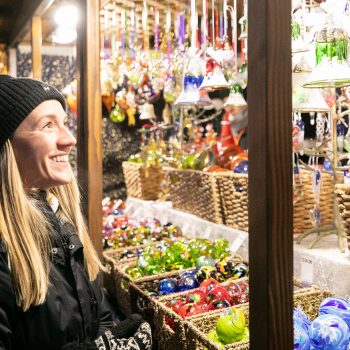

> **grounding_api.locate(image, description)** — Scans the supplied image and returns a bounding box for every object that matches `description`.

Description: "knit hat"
[0,75,67,149]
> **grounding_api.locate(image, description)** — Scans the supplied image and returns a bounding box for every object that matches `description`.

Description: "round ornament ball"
[195,256,216,269]
[309,314,350,350]
[294,323,310,350]
[177,275,199,292]
[216,308,246,344]
[158,278,178,295]
[195,266,217,284]
[319,297,350,329]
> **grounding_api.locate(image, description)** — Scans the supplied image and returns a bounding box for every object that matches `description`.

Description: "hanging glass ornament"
[292,73,330,112]
[109,105,126,123]
[199,59,229,91]
[304,14,350,88]
[139,102,157,120]
[309,169,322,227]
[337,122,346,151]
[224,84,247,108]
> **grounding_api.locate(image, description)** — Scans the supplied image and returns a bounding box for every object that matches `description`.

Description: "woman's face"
[11,100,76,190]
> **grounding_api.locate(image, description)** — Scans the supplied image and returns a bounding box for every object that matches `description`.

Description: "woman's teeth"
[51,155,68,162]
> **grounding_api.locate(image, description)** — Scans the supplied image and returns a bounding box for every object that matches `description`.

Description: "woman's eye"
[43,121,54,129]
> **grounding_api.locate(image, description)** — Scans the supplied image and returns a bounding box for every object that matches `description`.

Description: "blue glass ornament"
[309,314,350,350]
[297,119,305,131]
[323,159,333,172]
[319,297,350,330]
[158,278,178,295]
[294,323,310,350]
[179,269,197,279]
[184,75,202,91]
[177,275,199,292]
[293,307,311,332]
[337,123,345,136]
[233,161,248,174]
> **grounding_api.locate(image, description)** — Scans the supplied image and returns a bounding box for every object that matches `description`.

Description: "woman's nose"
[58,126,77,147]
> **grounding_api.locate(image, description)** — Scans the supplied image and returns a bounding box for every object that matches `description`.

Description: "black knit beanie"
[0,75,67,149]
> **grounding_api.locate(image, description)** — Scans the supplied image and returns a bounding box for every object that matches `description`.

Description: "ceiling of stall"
[0,0,245,47]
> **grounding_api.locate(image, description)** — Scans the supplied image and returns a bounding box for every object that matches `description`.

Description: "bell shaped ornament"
[199,59,229,91]
[175,75,212,106]
[293,73,331,112]
[224,84,247,108]
[139,102,157,120]
[304,14,350,88]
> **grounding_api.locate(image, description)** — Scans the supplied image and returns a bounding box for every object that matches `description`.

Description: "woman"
[0,75,152,350]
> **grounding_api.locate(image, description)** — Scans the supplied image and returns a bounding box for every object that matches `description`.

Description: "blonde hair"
[0,141,103,311]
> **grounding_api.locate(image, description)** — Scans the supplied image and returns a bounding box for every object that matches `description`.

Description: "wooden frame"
[248,0,293,348]
[76,0,103,258]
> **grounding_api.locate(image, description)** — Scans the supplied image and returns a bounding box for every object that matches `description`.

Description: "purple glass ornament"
[177,275,199,292]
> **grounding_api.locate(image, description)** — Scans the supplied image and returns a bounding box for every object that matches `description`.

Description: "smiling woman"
[11,100,77,190]
[0,75,152,350]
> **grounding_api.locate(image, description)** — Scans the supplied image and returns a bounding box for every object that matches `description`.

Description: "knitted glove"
[94,322,152,350]
[61,314,152,350]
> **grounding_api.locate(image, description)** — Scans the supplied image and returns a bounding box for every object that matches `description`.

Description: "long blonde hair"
[0,141,103,311]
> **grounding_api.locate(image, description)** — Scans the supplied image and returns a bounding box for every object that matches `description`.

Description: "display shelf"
[126,198,350,296]
[294,235,350,296]
[125,197,249,261]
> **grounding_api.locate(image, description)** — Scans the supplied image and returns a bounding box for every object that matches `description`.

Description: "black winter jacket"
[0,195,113,350]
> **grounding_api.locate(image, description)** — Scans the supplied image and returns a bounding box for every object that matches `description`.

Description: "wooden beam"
[76,0,103,258]
[8,0,54,48]
[31,16,42,80]
[248,0,293,349]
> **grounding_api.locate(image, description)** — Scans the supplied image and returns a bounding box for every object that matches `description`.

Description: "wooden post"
[76,0,102,257]
[31,16,42,80]
[248,0,293,349]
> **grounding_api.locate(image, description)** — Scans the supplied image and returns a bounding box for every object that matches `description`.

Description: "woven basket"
[184,285,333,350]
[335,183,350,248]
[293,169,333,233]
[216,173,249,231]
[103,244,157,304]
[152,276,249,350]
[105,256,194,317]
[128,254,244,322]
[122,161,164,200]
[167,168,225,224]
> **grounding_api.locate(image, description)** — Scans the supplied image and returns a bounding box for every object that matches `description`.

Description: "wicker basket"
[128,254,244,323]
[122,161,164,200]
[184,285,333,350]
[151,277,249,350]
[167,168,225,224]
[216,173,249,231]
[104,256,195,317]
[335,183,350,248]
[293,169,333,233]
